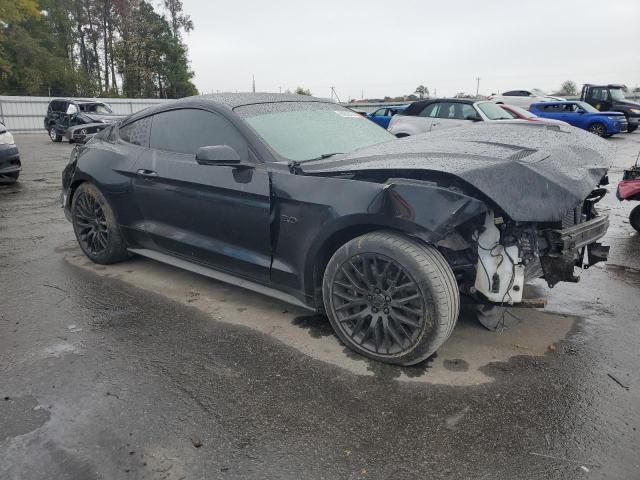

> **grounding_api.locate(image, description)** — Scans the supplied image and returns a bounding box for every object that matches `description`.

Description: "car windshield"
[505,105,536,118]
[576,101,599,113]
[609,89,627,101]
[477,102,513,120]
[237,102,394,161]
[79,103,113,114]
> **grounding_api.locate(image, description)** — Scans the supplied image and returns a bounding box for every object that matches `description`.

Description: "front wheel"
[323,231,460,365]
[588,122,607,137]
[71,183,129,264]
[627,124,638,133]
[630,205,640,233]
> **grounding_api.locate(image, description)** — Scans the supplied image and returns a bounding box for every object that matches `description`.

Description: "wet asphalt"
[1,133,640,480]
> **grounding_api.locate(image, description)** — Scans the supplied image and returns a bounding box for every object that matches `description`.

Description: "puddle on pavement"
[65,253,577,386]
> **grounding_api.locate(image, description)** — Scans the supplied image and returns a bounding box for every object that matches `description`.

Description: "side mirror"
[196,145,242,165]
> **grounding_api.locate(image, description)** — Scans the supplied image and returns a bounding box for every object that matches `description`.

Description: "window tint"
[502,91,517,96]
[372,108,386,117]
[419,103,438,117]
[119,116,152,147]
[49,101,66,112]
[592,88,609,101]
[436,102,467,119]
[149,109,248,159]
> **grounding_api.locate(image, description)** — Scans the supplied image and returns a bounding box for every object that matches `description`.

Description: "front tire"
[48,125,62,142]
[630,205,640,233]
[627,124,638,133]
[323,231,460,365]
[71,183,128,264]
[588,122,607,137]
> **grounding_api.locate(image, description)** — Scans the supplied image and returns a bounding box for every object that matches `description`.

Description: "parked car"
[497,104,570,126]
[367,105,407,128]
[388,98,521,137]
[0,121,21,183]
[530,101,627,137]
[488,89,565,109]
[61,93,611,365]
[617,164,640,232]
[44,99,126,143]
[580,84,640,133]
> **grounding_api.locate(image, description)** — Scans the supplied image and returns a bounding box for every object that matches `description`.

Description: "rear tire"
[48,125,62,142]
[395,133,410,138]
[322,231,460,365]
[588,122,607,137]
[630,205,640,233]
[1,171,19,183]
[71,183,129,264]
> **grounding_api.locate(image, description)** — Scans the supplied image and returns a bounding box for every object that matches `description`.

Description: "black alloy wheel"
[588,123,607,137]
[323,231,460,365]
[71,183,128,264]
[331,253,425,356]
[630,204,640,233]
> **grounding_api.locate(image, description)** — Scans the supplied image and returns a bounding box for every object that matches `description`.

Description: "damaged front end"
[471,187,609,304]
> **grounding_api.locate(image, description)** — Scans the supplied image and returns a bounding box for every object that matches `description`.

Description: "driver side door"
[131,108,272,282]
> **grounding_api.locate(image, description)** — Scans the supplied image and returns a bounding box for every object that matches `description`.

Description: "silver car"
[388,99,520,137]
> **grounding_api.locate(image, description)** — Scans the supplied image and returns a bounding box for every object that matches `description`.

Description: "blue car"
[530,101,627,137]
[367,105,408,129]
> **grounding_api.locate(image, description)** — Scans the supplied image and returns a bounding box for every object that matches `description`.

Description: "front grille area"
[562,206,583,228]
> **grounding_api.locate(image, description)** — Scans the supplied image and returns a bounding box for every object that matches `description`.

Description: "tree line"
[0,0,198,98]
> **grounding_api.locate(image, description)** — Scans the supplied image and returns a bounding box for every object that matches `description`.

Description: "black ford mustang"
[61,93,611,365]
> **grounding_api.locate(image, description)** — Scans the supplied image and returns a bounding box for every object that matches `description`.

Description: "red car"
[498,104,570,127]
[617,165,640,232]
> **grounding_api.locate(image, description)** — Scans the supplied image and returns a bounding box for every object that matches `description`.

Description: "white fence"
[0,96,170,132]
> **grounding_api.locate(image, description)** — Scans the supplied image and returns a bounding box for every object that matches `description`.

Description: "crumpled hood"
[301,123,613,222]
[82,113,126,123]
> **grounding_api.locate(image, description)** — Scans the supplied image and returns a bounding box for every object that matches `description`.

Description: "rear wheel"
[630,205,640,233]
[71,183,128,264]
[323,231,460,365]
[588,122,607,137]
[0,171,19,183]
[48,125,62,142]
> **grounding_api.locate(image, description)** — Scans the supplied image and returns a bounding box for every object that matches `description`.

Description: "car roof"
[123,92,337,125]
[404,98,475,115]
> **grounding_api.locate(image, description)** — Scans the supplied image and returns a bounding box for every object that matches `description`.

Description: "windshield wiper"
[310,152,344,161]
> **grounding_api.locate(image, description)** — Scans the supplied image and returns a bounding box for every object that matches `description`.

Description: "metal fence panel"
[0,96,170,132]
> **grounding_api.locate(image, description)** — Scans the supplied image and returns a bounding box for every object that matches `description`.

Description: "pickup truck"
[580,84,640,133]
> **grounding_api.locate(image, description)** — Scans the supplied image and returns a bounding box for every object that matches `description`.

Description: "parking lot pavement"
[1,133,640,479]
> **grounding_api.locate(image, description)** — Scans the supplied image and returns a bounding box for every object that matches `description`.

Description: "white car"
[388,99,523,137]
[488,89,565,109]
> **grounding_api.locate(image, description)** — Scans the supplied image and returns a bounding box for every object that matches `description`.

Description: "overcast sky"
[183,0,640,100]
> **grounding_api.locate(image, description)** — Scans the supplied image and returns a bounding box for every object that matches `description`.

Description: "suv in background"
[44,99,126,143]
[580,84,640,133]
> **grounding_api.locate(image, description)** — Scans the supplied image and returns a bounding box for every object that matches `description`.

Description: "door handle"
[137,169,158,179]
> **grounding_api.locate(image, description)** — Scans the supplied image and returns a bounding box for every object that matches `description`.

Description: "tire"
[48,125,62,142]
[588,122,607,137]
[322,231,460,365]
[71,183,129,264]
[395,133,410,138]
[630,205,640,233]
[627,124,638,133]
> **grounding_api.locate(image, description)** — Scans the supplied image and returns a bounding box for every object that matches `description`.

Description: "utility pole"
[475,77,481,98]
[279,86,283,94]
[252,75,256,93]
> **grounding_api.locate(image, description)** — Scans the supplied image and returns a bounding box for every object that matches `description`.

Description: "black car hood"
[301,123,613,222]
[615,99,640,108]
[82,113,126,123]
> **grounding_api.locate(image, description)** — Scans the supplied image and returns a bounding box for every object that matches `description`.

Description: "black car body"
[580,84,640,133]
[0,121,20,183]
[61,93,611,364]
[45,99,126,143]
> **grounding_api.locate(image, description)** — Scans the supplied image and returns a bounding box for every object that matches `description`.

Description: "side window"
[149,109,249,159]
[460,104,477,119]
[372,108,386,116]
[419,103,439,118]
[435,102,458,119]
[119,117,152,147]
[521,90,532,96]
[502,91,516,96]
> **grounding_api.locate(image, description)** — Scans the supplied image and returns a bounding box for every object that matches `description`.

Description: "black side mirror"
[196,145,242,165]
